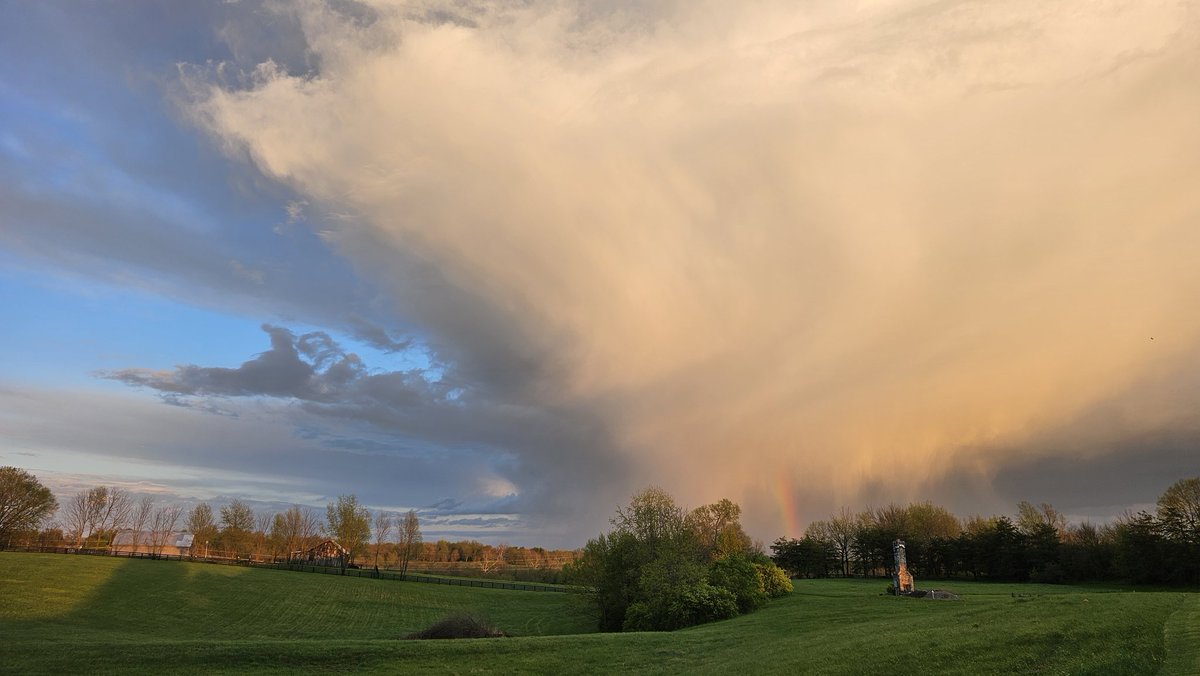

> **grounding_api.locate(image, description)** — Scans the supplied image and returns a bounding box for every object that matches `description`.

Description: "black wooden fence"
[0,545,569,592]
[272,561,568,591]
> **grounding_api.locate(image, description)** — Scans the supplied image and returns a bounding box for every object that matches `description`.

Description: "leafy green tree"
[326,494,370,566]
[687,498,752,559]
[1024,522,1063,583]
[1058,522,1114,582]
[905,502,962,540]
[623,558,737,631]
[851,523,894,577]
[973,516,1027,580]
[0,467,58,546]
[770,536,802,576]
[707,554,766,613]
[571,487,694,631]
[570,488,779,632]
[772,535,835,578]
[567,529,644,630]
[1112,511,1164,584]
[613,486,688,547]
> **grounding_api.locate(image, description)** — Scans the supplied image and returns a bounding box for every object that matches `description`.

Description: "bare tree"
[254,511,275,561]
[127,496,155,553]
[149,505,183,555]
[1157,477,1200,544]
[271,505,321,560]
[83,487,108,545]
[1017,501,1068,537]
[298,507,321,551]
[372,510,392,569]
[66,486,133,548]
[94,487,133,549]
[397,510,422,576]
[827,507,858,577]
[63,492,92,547]
[479,543,508,573]
[220,498,255,558]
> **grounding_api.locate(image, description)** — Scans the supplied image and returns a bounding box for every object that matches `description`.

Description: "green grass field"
[2,552,1196,674]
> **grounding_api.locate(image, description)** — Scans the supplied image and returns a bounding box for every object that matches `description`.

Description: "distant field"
[2,552,1196,674]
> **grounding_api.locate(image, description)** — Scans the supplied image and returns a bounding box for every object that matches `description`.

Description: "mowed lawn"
[2,552,1197,675]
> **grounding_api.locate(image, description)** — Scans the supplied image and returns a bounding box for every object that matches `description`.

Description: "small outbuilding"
[111,530,195,556]
[293,539,350,567]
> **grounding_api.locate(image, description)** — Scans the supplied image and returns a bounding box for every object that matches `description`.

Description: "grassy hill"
[2,552,1196,674]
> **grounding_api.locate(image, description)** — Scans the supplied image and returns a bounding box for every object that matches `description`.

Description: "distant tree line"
[0,466,578,580]
[566,488,792,632]
[155,494,427,571]
[773,476,1200,586]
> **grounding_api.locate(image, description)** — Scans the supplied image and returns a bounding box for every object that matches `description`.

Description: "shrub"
[622,580,739,631]
[572,488,788,632]
[667,580,739,627]
[755,561,794,597]
[405,613,507,639]
[708,554,767,613]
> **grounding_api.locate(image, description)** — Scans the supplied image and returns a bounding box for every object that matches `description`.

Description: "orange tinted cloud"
[191,0,1200,533]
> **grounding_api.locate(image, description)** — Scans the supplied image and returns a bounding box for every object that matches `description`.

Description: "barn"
[293,539,350,567]
[110,530,195,557]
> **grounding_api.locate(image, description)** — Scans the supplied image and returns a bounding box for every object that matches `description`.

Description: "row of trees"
[418,540,577,569]
[180,495,424,571]
[773,477,1200,586]
[60,486,184,552]
[566,488,792,632]
[0,468,429,571]
[1,467,579,577]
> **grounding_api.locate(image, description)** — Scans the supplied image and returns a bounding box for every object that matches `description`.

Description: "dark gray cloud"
[96,324,628,532]
[104,325,367,401]
[434,516,518,528]
[426,498,464,512]
[0,384,521,520]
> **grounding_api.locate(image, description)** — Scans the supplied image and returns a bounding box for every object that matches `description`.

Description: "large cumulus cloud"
[183,0,1200,534]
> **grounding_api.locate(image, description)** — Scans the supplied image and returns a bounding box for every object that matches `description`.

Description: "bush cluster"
[566,488,792,632]
[405,613,507,639]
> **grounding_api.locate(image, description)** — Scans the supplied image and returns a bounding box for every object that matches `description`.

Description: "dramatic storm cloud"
[3,1,1198,545]
[185,0,1200,532]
